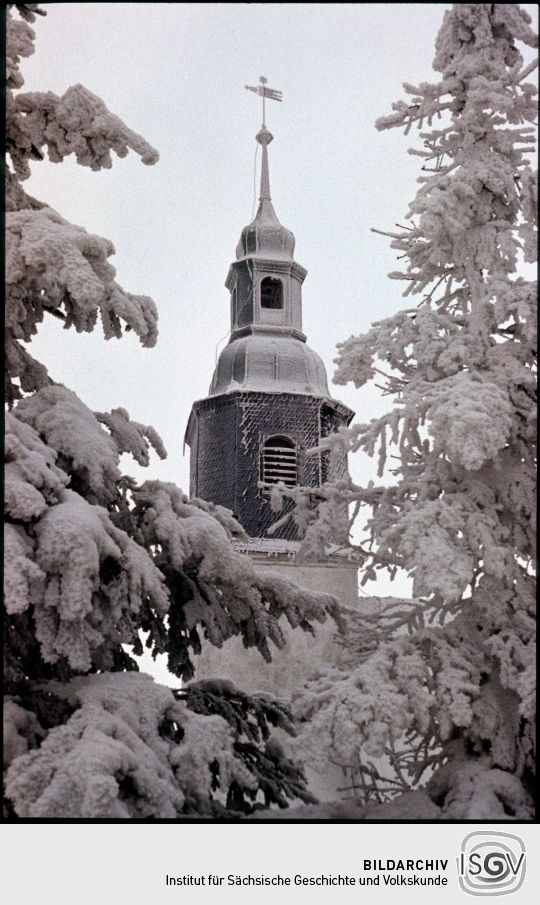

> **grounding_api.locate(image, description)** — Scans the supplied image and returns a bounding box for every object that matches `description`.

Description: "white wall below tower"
[194,539,358,695]
[193,539,360,801]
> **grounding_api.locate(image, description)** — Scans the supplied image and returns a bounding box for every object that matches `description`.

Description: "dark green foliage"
[178,679,316,814]
[181,678,294,740]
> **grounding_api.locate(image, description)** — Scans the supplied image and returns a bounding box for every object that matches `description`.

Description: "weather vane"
[245,76,282,127]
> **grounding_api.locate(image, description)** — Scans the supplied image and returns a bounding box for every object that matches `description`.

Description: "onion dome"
[209,333,330,397]
[236,127,296,261]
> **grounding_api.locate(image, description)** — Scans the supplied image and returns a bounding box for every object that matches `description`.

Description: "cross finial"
[245,75,282,128]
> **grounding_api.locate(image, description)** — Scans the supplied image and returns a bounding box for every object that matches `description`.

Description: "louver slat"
[262,437,298,489]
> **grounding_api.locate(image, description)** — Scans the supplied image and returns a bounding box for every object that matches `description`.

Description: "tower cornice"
[229,325,307,343]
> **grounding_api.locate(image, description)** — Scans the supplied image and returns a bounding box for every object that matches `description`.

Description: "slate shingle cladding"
[187,391,351,539]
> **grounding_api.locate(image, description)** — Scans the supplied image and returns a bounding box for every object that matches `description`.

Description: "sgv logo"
[458,832,526,896]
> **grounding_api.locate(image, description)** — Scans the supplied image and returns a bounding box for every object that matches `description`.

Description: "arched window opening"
[261,436,297,490]
[260,277,283,309]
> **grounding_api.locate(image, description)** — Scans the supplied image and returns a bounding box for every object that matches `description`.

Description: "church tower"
[186,84,359,799]
[185,87,354,540]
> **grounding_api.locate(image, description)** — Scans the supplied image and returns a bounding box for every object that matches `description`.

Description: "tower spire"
[245,76,282,205]
[256,126,273,201]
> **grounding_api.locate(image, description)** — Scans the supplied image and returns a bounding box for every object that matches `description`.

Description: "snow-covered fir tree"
[279,3,537,820]
[4,4,342,819]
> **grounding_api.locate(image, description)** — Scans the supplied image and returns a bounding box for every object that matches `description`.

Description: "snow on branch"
[6,7,39,90]
[95,407,167,467]
[9,83,159,181]
[3,3,334,820]
[6,206,159,345]
[287,3,537,817]
[130,481,342,669]
[4,673,249,818]
[5,411,169,676]
[5,6,161,406]
[6,206,160,403]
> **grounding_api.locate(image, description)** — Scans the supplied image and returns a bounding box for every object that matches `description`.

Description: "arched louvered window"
[260,277,283,309]
[261,436,297,490]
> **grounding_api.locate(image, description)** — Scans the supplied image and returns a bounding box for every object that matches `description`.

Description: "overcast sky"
[24,3,461,479]
[21,3,537,642]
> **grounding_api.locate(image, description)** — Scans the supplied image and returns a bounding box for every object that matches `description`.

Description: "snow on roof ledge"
[233,536,361,562]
